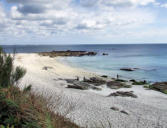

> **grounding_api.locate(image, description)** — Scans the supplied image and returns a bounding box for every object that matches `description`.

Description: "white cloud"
[1,0,166,44]
[161,3,167,8]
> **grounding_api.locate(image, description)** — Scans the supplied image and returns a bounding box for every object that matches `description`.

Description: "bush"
[0,46,79,128]
[0,47,26,88]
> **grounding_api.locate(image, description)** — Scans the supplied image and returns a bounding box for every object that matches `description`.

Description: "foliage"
[0,46,79,128]
[132,81,147,85]
[115,79,127,82]
[0,86,79,128]
[163,90,167,95]
[0,47,26,88]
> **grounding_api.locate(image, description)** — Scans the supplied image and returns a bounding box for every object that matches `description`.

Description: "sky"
[0,0,167,45]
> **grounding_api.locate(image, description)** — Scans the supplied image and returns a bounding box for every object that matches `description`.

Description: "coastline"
[14,53,167,128]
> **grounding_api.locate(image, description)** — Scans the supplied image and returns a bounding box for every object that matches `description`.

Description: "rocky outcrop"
[102,53,108,56]
[101,75,108,78]
[120,110,129,115]
[42,66,53,70]
[39,50,97,57]
[151,82,167,94]
[106,81,125,89]
[110,107,119,111]
[83,77,106,86]
[108,91,137,98]
[66,80,101,90]
[120,68,135,71]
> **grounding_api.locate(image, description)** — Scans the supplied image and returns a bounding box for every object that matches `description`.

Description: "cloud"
[17,4,47,14]
[161,3,167,8]
[1,0,165,44]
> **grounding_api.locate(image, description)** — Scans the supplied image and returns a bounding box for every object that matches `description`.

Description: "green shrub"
[115,79,127,82]
[0,47,26,88]
[163,90,167,95]
[132,81,147,85]
[124,85,132,88]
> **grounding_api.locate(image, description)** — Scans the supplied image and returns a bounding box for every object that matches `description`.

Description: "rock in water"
[120,68,135,71]
[108,91,138,98]
[102,53,109,56]
[39,50,97,57]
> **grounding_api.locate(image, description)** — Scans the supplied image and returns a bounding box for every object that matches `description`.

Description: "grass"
[132,81,147,85]
[0,86,79,128]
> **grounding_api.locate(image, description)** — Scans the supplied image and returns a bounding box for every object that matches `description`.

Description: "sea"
[2,44,167,82]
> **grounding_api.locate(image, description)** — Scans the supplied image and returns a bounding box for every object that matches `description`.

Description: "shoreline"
[14,53,167,128]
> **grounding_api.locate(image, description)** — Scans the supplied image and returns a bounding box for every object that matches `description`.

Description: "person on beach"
[117,74,119,79]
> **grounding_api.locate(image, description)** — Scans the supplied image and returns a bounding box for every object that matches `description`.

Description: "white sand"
[14,53,167,128]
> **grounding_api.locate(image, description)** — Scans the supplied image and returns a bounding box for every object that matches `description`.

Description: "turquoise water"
[2,44,167,82]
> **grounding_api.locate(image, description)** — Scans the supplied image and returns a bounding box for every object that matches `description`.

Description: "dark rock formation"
[101,75,108,78]
[66,80,101,90]
[151,82,167,94]
[102,53,109,56]
[83,77,106,86]
[120,110,129,115]
[39,50,97,57]
[129,79,136,82]
[108,91,137,98]
[42,66,53,70]
[110,107,119,111]
[120,68,135,71]
[107,81,125,89]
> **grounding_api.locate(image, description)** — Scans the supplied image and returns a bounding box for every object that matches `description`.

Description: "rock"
[130,79,136,82]
[151,82,167,94]
[101,75,108,78]
[65,79,77,84]
[39,50,97,57]
[108,91,137,98]
[107,81,125,89]
[120,110,129,115]
[67,85,86,90]
[120,68,135,71]
[42,66,53,70]
[110,107,119,111]
[83,77,106,86]
[102,53,108,56]
[67,81,90,90]
[66,80,101,90]
[91,86,102,91]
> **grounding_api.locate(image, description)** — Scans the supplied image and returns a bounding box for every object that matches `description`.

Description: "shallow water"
[2,44,167,82]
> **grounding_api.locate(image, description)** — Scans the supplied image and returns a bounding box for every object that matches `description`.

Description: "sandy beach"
[14,53,167,128]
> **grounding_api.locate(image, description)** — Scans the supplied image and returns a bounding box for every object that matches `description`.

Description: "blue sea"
[2,44,167,82]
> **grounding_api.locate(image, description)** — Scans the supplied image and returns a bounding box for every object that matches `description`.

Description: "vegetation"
[115,79,127,82]
[0,47,26,87]
[163,90,167,95]
[0,47,79,128]
[132,81,147,85]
